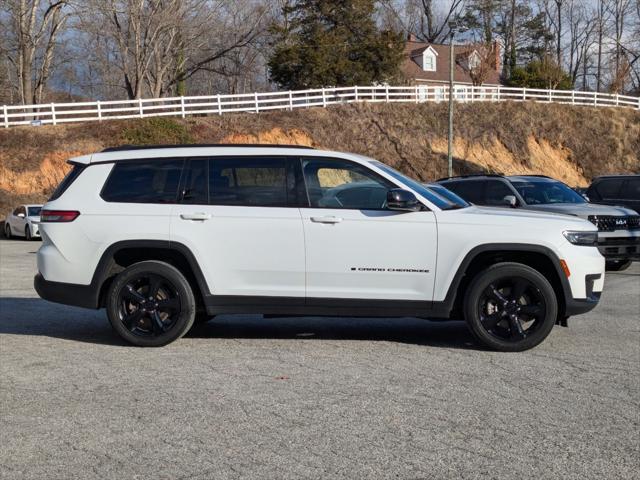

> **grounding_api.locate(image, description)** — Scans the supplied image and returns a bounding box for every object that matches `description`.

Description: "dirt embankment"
[1,101,639,217]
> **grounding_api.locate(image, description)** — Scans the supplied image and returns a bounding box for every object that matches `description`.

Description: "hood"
[523,202,637,218]
[460,205,596,229]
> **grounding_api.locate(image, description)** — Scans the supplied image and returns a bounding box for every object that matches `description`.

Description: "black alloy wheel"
[464,262,558,352]
[106,261,196,347]
[477,277,547,342]
[118,273,181,337]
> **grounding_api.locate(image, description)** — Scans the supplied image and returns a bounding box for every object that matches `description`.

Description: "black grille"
[588,215,640,232]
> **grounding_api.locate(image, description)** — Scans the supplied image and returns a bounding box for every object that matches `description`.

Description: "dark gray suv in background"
[437,175,640,271]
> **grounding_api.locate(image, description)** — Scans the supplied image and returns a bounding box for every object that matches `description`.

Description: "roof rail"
[507,174,552,179]
[436,173,504,182]
[101,143,315,153]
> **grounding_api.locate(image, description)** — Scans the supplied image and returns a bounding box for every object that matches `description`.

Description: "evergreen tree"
[268,0,404,89]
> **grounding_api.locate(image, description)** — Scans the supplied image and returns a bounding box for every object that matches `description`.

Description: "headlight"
[563,230,598,246]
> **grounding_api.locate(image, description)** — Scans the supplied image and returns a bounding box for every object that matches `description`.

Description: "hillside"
[1,101,639,217]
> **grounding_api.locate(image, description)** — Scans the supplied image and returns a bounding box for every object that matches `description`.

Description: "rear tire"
[106,260,196,347]
[464,262,558,352]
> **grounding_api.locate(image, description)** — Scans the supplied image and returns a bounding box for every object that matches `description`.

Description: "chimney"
[407,33,417,42]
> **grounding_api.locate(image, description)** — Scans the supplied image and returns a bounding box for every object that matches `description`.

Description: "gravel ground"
[1,238,638,479]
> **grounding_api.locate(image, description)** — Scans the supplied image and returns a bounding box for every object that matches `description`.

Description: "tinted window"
[303,158,393,209]
[596,179,623,199]
[180,159,208,205]
[485,180,516,206]
[102,159,183,203]
[442,180,486,204]
[49,164,86,201]
[27,207,42,216]
[209,157,289,207]
[621,178,640,199]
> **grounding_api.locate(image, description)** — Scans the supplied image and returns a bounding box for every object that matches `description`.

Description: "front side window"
[511,179,585,205]
[180,159,208,205]
[209,157,290,207]
[302,158,393,210]
[101,159,183,203]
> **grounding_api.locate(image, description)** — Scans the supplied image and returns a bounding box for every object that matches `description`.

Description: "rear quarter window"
[101,159,184,203]
[49,164,87,201]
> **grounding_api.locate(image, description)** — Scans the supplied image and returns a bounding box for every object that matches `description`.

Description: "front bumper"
[564,273,602,316]
[597,232,640,261]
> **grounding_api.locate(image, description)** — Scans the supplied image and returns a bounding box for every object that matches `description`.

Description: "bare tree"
[1,0,69,105]
[380,0,466,43]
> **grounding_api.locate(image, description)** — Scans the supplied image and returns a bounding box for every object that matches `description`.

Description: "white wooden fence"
[2,85,639,128]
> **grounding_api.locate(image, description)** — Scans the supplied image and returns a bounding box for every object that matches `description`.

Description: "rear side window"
[209,157,290,207]
[621,178,640,199]
[443,180,486,204]
[49,164,86,201]
[101,159,183,203]
[595,179,623,199]
[180,159,208,205]
[485,180,515,206]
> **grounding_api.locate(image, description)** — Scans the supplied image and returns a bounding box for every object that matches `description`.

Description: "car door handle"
[310,216,343,224]
[180,213,211,221]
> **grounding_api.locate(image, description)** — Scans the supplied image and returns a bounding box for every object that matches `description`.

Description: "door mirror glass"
[503,195,517,207]
[387,189,422,212]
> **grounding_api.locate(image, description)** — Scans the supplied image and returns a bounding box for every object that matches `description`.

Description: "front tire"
[464,262,558,352]
[106,261,196,347]
[25,226,32,241]
[4,223,11,239]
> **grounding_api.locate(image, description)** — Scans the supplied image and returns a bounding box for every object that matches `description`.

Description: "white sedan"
[4,205,43,240]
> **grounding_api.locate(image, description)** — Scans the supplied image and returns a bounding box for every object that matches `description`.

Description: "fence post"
[415,85,419,103]
[523,88,526,101]
[548,89,552,103]
[3,105,8,128]
[255,92,259,113]
[288,91,293,110]
[615,93,619,107]
[355,85,359,102]
[51,103,56,125]
[138,98,143,118]
[180,97,186,118]
[385,85,389,103]
[496,86,500,102]
[97,101,102,122]
[322,88,326,108]
[571,90,575,105]
[217,94,222,115]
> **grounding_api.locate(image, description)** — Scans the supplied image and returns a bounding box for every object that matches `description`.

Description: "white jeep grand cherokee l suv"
[35,145,605,351]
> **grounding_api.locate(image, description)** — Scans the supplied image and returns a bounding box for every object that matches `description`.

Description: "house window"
[423,51,436,71]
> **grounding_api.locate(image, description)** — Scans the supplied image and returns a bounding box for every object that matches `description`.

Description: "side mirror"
[503,195,517,208]
[17,212,25,218]
[387,189,423,212]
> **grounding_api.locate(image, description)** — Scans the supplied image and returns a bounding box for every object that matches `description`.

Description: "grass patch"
[121,118,194,145]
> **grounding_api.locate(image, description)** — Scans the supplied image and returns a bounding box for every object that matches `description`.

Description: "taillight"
[40,210,80,222]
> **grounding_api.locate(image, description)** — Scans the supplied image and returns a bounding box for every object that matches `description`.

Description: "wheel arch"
[441,244,570,319]
[92,240,210,310]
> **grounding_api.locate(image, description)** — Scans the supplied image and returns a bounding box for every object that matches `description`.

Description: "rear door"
[170,156,305,298]
[299,157,438,301]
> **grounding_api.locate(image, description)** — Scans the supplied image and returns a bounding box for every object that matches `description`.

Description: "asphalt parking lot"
[0,238,638,479]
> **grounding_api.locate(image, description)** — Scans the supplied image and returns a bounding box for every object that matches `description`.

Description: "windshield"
[27,206,42,216]
[372,162,469,210]
[511,179,586,205]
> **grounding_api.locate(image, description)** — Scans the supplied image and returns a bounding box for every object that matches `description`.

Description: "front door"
[170,156,305,298]
[299,157,438,301]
